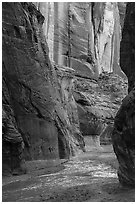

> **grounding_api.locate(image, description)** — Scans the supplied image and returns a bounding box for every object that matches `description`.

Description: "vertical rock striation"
[31,2,128,152]
[36,2,125,79]
[112,3,135,187]
[2,2,84,175]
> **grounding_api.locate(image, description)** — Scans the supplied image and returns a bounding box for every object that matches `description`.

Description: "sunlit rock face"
[95,3,114,73]
[35,2,124,79]
[94,2,126,78]
[112,3,135,187]
[2,2,85,175]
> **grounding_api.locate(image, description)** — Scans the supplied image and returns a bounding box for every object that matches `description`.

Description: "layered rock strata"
[74,72,128,146]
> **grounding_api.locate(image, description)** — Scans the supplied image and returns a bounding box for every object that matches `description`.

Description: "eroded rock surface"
[112,3,135,187]
[2,2,84,175]
[34,2,125,79]
[74,72,128,145]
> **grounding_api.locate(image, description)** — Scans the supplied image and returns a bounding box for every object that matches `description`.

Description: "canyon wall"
[2,2,84,175]
[35,2,126,79]
[112,2,135,187]
[2,2,130,180]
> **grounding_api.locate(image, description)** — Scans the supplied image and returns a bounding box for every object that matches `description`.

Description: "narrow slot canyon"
[2,2,135,202]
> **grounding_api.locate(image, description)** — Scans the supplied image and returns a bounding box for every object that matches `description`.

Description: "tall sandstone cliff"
[34,2,126,79]
[2,2,85,175]
[112,3,135,187]
[2,2,131,182]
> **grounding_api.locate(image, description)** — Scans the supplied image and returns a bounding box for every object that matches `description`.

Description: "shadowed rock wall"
[2,2,84,175]
[112,2,135,187]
